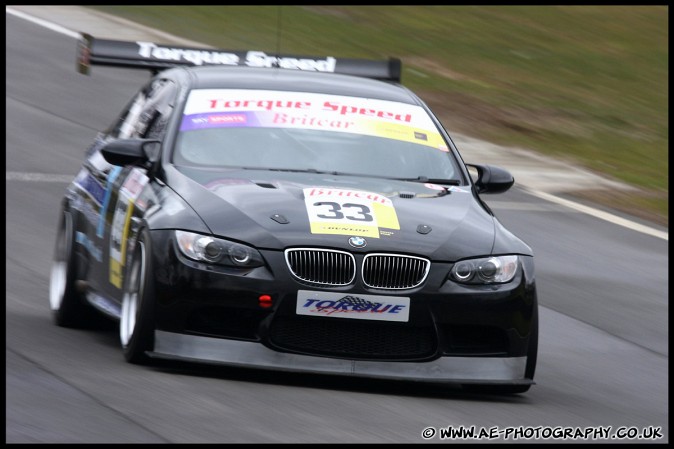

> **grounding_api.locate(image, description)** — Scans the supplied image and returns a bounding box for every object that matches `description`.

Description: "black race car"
[49,34,538,394]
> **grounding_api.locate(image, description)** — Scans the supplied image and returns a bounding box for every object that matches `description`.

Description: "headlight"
[175,230,264,267]
[449,255,519,284]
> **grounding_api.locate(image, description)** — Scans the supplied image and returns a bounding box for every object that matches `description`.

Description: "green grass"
[88,5,668,225]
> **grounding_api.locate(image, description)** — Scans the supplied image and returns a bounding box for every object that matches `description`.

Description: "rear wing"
[77,33,402,82]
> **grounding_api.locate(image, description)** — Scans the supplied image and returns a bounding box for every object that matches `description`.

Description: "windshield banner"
[180,89,448,151]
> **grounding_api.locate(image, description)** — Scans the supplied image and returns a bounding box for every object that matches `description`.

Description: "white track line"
[6,7,81,39]
[6,172,75,183]
[524,189,668,241]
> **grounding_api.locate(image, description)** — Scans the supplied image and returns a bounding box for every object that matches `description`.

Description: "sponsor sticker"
[109,168,149,288]
[97,166,123,238]
[296,290,410,322]
[303,187,400,238]
[74,171,106,205]
[180,89,448,150]
[134,45,335,72]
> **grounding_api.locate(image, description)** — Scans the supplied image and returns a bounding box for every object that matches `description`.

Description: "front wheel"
[49,210,93,327]
[120,229,155,364]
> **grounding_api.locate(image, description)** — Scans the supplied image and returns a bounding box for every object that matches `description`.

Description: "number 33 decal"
[313,201,374,222]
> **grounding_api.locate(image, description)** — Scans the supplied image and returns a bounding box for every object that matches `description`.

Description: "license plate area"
[296,290,410,322]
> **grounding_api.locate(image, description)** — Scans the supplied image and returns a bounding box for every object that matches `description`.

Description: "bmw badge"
[348,236,367,248]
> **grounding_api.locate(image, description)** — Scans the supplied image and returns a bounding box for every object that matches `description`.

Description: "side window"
[105,78,177,140]
[106,83,152,139]
[137,79,178,140]
[85,81,153,173]
[86,78,177,174]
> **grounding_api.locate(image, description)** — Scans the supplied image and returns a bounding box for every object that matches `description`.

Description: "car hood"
[166,166,501,260]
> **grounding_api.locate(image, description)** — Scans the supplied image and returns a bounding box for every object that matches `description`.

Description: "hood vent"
[271,214,289,224]
[255,181,277,189]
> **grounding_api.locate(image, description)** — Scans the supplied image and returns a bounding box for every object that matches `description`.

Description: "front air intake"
[362,253,430,289]
[285,248,356,286]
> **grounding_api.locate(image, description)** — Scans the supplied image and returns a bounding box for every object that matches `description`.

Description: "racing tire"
[49,210,92,327]
[120,228,155,364]
[462,305,539,395]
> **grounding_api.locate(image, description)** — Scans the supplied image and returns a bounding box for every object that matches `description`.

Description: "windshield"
[173,89,461,181]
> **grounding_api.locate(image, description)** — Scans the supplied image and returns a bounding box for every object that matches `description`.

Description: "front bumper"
[150,330,532,384]
[148,230,537,383]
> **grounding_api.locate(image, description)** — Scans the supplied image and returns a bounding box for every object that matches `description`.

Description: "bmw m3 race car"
[49,34,538,394]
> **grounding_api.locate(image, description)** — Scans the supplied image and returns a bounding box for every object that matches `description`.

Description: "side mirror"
[100,138,160,167]
[466,164,514,194]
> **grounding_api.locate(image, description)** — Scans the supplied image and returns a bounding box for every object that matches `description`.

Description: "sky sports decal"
[296,290,410,322]
[180,89,449,151]
[304,187,400,238]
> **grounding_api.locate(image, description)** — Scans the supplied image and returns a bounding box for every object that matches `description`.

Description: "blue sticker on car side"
[76,231,103,262]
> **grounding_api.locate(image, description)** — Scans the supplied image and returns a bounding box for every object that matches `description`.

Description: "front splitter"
[149,330,531,385]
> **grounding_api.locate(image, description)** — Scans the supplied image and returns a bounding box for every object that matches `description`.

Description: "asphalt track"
[5,10,669,444]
